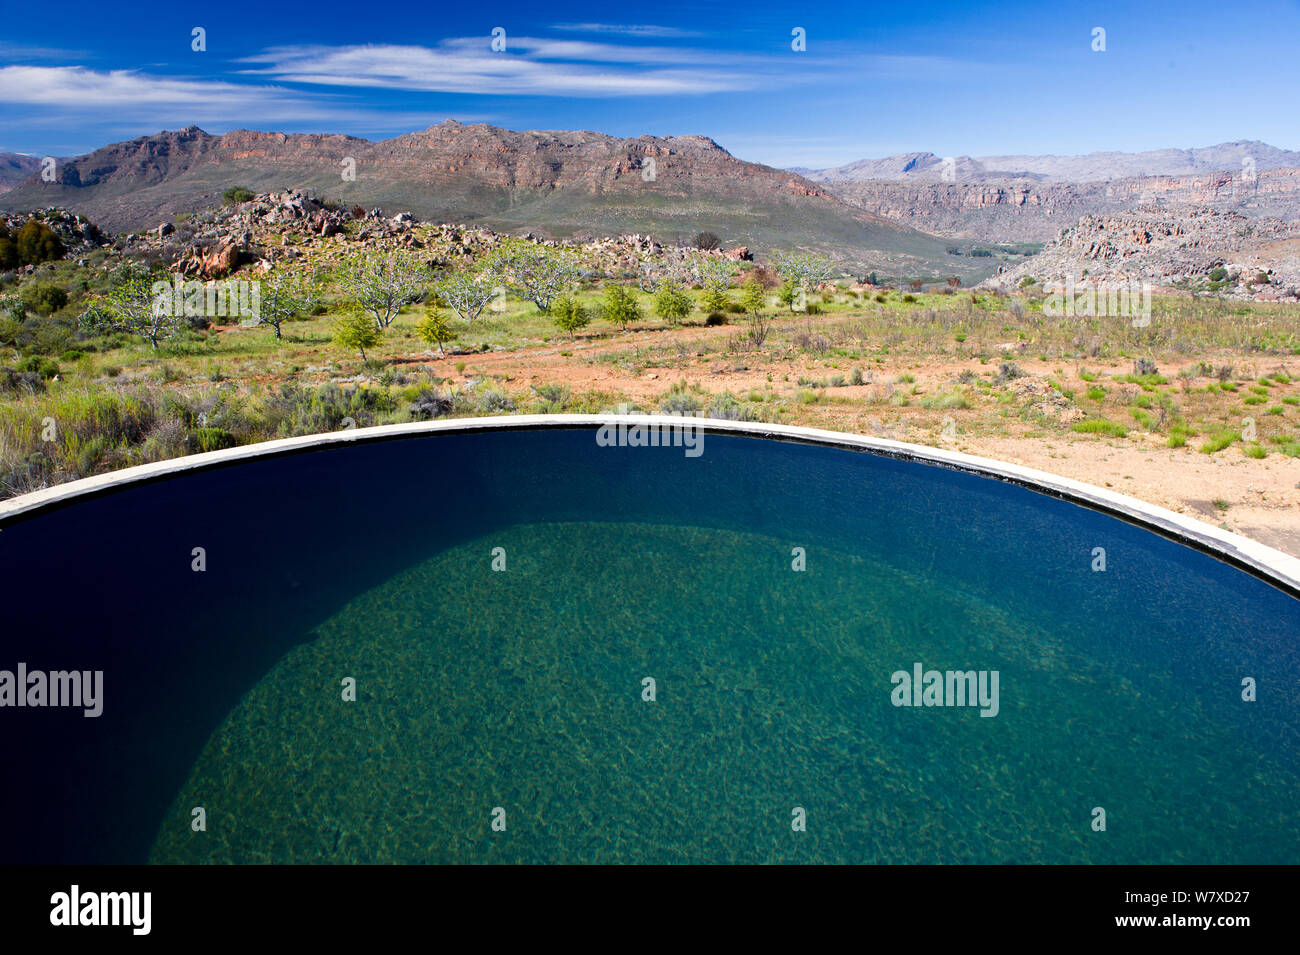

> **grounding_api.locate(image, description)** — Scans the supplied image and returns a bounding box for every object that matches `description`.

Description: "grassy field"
[4,258,1300,549]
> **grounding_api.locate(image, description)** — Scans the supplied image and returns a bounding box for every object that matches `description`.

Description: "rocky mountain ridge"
[823,167,1300,243]
[794,141,1300,184]
[0,123,980,280]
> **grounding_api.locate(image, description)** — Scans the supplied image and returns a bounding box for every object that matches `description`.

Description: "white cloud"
[238,40,757,96]
[0,65,298,108]
[0,65,488,138]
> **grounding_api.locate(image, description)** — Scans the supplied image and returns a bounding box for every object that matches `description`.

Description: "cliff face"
[824,168,1300,243]
[0,123,991,279]
[982,208,1300,300]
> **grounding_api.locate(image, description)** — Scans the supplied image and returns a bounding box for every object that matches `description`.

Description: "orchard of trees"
[76,234,840,358]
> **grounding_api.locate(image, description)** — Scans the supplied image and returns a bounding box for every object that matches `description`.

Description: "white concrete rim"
[3,414,1298,597]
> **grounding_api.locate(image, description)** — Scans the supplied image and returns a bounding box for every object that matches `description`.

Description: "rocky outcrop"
[1,207,107,256]
[824,167,1300,244]
[981,208,1300,301]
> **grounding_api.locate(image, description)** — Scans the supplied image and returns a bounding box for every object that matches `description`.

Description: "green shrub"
[706,393,753,421]
[659,383,701,416]
[920,389,970,410]
[1072,419,1128,437]
[20,355,60,379]
[551,294,591,339]
[601,283,643,330]
[653,281,694,326]
[20,282,69,316]
[191,427,236,453]
[1199,429,1240,454]
[0,221,65,268]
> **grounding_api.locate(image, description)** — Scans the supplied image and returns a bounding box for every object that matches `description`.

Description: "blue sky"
[2,0,1299,167]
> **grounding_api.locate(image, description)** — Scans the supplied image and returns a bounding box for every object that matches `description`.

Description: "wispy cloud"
[551,23,705,39]
[0,65,300,108]
[239,39,760,96]
[0,40,90,61]
[0,65,477,133]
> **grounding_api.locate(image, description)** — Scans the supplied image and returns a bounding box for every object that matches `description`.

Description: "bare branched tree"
[337,250,428,328]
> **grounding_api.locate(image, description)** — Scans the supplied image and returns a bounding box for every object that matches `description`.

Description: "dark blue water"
[1,427,1296,863]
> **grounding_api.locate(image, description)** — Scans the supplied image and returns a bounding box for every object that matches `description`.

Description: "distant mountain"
[0,123,995,280]
[819,167,1300,243]
[796,141,1300,184]
[0,153,42,193]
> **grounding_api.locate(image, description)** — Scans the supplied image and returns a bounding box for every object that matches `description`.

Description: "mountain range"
[790,141,1300,184]
[4,126,1299,269]
[0,122,978,280]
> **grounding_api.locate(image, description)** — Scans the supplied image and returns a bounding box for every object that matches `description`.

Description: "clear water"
[2,428,1297,863]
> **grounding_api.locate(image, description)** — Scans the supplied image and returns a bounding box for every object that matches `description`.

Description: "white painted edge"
[3,414,1298,595]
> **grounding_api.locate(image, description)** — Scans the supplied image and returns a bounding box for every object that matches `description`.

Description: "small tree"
[601,283,643,330]
[694,231,721,251]
[653,278,693,326]
[772,251,835,287]
[253,270,320,340]
[79,265,185,350]
[690,255,733,313]
[739,277,767,316]
[435,270,496,329]
[15,220,65,266]
[777,278,799,312]
[416,307,455,356]
[338,249,427,328]
[551,294,591,339]
[333,306,382,361]
[484,239,579,313]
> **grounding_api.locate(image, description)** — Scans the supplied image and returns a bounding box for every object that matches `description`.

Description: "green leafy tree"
[333,306,382,361]
[484,239,579,313]
[701,285,730,314]
[7,221,65,267]
[337,249,427,328]
[739,277,767,316]
[777,278,799,312]
[690,255,733,313]
[601,283,643,330]
[653,278,693,326]
[416,307,455,355]
[551,294,591,339]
